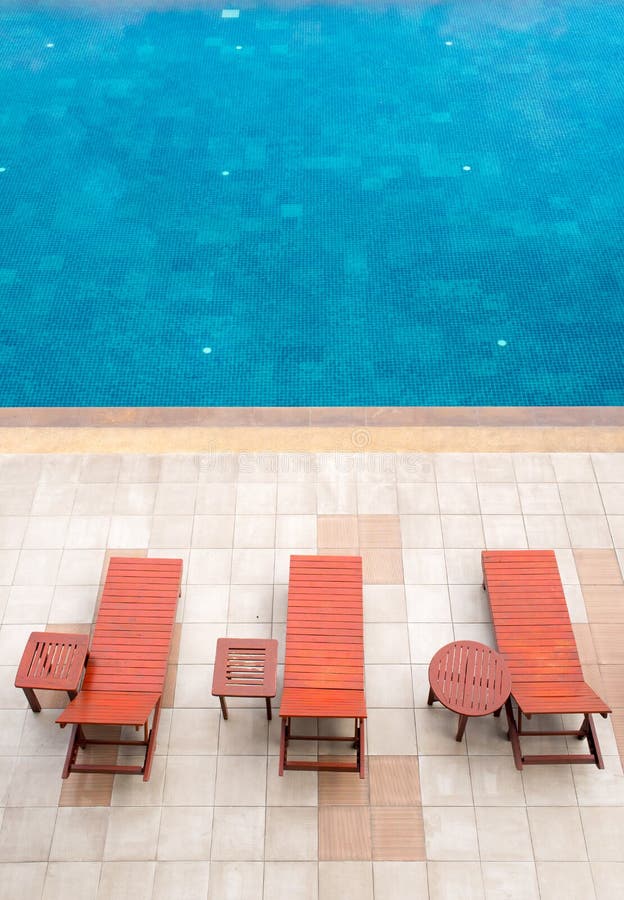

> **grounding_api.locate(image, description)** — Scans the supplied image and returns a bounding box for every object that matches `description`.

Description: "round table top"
[428,640,511,718]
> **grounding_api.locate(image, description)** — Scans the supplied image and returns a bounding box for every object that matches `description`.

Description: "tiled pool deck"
[1,415,624,899]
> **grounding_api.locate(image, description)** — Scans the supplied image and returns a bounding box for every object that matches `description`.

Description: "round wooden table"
[427,640,512,742]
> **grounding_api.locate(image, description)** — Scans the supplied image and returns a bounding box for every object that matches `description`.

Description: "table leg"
[77,724,88,749]
[455,714,468,742]
[22,687,41,713]
[427,686,437,706]
[219,696,229,720]
[265,697,272,720]
[505,698,523,770]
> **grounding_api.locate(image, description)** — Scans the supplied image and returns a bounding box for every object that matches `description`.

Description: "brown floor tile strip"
[358,516,402,550]
[612,710,624,761]
[168,624,182,666]
[152,585,180,698]
[369,756,421,806]
[576,549,624,770]
[598,666,624,702]
[361,549,404,585]
[317,518,404,582]
[319,757,425,862]
[582,664,607,699]
[58,731,121,807]
[318,517,359,549]
[370,807,426,861]
[43,624,92,636]
[319,769,370,807]
[319,806,373,860]
[589,627,624,666]
[573,550,623,586]
[583,586,624,623]
[322,547,360,557]
[316,520,424,859]
[162,664,178,709]
[571,625,598,666]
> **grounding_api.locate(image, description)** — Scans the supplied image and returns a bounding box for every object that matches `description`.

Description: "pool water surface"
[1,0,623,406]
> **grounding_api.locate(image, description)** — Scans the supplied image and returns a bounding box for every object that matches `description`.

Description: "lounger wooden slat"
[279,555,367,778]
[482,549,610,769]
[56,556,183,781]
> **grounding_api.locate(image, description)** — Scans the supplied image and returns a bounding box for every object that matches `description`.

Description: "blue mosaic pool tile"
[0,2,623,406]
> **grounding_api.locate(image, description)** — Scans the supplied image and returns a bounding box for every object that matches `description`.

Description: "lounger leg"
[358,719,366,779]
[61,724,81,779]
[265,698,272,720]
[77,725,88,749]
[505,699,523,770]
[580,714,604,769]
[455,714,468,742]
[219,696,228,720]
[143,699,161,782]
[278,718,288,776]
[22,687,41,713]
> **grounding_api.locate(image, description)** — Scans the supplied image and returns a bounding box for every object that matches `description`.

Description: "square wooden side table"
[15,632,89,713]
[212,638,278,720]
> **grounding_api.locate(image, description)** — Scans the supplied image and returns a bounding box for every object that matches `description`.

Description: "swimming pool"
[1,1,622,407]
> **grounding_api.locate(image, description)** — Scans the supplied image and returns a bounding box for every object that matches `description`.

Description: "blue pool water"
[1,1,623,406]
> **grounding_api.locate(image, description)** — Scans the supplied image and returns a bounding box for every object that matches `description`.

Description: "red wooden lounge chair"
[482,549,611,769]
[56,556,183,781]
[279,555,367,778]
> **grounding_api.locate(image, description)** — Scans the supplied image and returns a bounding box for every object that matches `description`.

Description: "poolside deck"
[1,442,624,898]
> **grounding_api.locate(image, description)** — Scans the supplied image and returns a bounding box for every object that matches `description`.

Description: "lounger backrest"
[83,556,183,694]
[285,555,364,691]
[482,549,584,682]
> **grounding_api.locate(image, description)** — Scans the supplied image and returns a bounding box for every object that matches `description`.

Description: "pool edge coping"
[2,408,622,453]
[2,406,624,427]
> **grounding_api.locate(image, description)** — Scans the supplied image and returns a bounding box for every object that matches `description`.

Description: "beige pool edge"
[2,424,623,453]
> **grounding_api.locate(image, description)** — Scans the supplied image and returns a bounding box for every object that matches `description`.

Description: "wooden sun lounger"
[279,555,367,778]
[56,556,183,781]
[482,549,611,769]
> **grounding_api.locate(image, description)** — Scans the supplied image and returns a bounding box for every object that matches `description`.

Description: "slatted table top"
[16,632,89,693]
[482,549,611,716]
[428,640,511,718]
[280,555,366,720]
[212,638,278,698]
